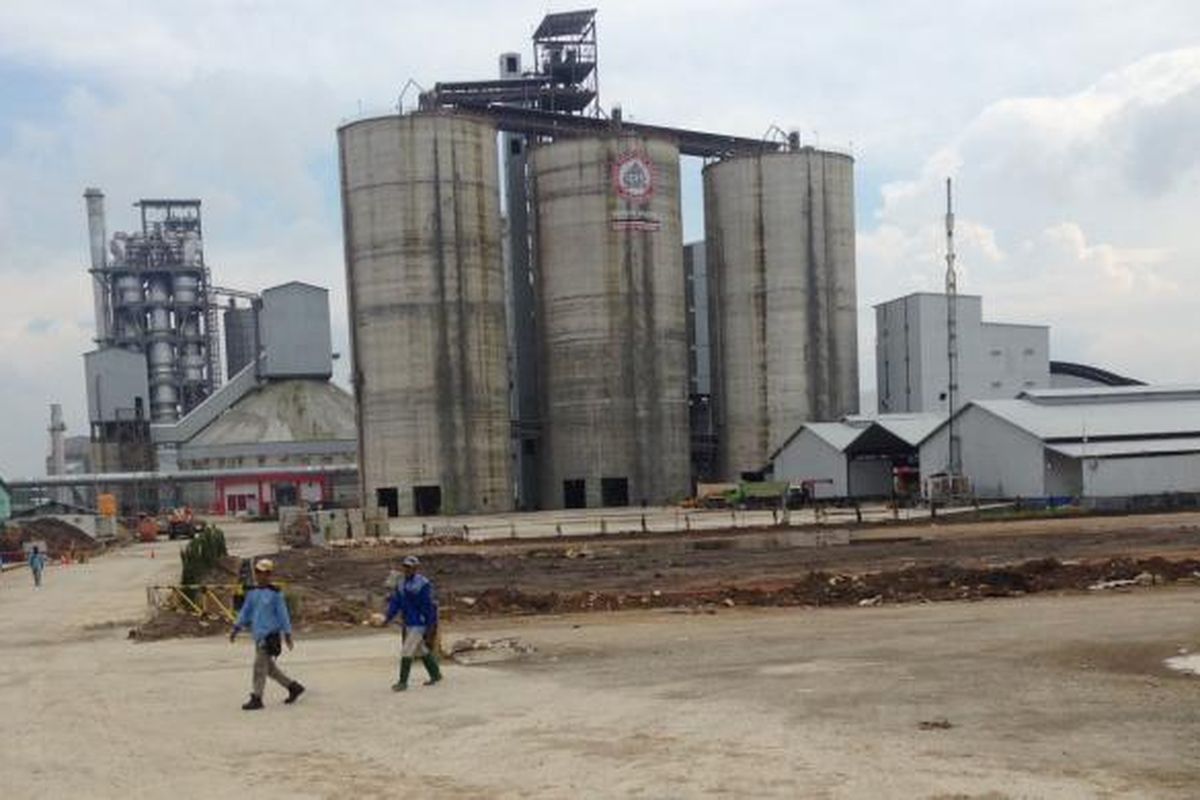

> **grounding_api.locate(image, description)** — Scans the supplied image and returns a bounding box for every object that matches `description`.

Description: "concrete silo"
[705,145,858,479]
[338,113,512,516]
[531,135,690,508]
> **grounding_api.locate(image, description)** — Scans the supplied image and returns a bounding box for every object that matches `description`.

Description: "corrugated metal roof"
[970,392,1200,441]
[1047,437,1200,458]
[801,422,861,451]
[1019,384,1200,403]
[773,413,945,461]
[534,9,596,38]
[872,414,944,446]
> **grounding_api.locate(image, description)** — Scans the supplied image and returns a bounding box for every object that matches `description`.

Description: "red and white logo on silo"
[613,151,656,203]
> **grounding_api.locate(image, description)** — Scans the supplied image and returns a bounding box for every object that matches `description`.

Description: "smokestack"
[84,188,111,342]
[49,403,68,504]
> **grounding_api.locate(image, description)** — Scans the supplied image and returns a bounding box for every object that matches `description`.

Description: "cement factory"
[7,10,1200,798]
[5,8,1200,525]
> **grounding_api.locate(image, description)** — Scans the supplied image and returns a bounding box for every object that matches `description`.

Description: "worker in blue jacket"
[28,546,47,588]
[382,555,442,691]
[230,559,305,710]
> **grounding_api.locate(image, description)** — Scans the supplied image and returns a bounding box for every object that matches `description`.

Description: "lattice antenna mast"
[945,177,962,476]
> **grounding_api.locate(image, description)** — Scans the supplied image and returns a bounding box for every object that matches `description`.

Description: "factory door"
[601,477,629,507]
[563,479,586,509]
[413,485,442,516]
[376,487,399,518]
[274,483,298,508]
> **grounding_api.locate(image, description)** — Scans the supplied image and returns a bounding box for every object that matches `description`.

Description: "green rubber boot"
[393,657,412,692]
[422,654,442,685]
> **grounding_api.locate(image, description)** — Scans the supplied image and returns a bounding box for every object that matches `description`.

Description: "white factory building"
[920,385,1200,505]
[770,289,1177,503]
[876,293,1049,414]
[770,413,942,500]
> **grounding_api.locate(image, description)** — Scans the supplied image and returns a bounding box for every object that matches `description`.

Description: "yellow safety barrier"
[145,582,290,623]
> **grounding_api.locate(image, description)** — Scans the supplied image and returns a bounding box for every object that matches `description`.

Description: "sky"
[1,0,1198,477]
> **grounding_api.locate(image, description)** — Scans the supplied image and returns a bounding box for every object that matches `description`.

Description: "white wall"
[979,323,1050,398]
[771,429,846,498]
[1084,454,1200,497]
[876,294,1048,414]
[921,405,1045,498]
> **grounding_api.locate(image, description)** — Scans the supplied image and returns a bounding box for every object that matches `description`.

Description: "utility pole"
[945,178,961,478]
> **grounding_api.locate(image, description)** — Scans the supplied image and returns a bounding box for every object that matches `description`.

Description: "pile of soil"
[439,556,1200,616]
[134,516,1200,639]
[129,611,225,641]
[1,518,103,558]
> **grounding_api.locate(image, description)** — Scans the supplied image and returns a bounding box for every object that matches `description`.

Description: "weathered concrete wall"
[339,113,512,515]
[705,148,858,479]
[531,136,690,508]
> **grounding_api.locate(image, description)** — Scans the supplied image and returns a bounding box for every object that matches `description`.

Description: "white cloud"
[858,47,1200,403]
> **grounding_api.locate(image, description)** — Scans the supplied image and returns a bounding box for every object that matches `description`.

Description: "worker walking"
[382,555,442,691]
[28,547,47,588]
[229,559,305,710]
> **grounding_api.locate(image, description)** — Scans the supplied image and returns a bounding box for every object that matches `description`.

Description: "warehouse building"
[920,385,1200,504]
[770,413,942,500]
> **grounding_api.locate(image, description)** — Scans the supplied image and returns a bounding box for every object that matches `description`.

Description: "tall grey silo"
[705,145,858,479]
[531,135,690,509]
[339,112,513,516]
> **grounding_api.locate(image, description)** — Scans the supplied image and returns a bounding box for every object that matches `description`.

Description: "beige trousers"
[401,626,429,658]
[252,640,293,696]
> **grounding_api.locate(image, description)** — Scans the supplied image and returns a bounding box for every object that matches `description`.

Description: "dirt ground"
[254,510,1200,625]
[2,516,1199,798]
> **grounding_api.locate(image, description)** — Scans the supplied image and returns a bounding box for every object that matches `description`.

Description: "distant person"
[380,555,442,691]
[28,547,47,588]
[229,559,305,710]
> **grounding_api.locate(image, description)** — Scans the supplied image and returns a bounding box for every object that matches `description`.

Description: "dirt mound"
[129,610,225,641]
[440,556,1200,617]
[2,518,102,558]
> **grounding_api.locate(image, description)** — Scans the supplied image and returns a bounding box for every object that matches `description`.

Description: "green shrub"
[179,525,228,593]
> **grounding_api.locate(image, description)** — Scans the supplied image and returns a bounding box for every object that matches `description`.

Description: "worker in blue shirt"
[230,559,305,710]
[381,555,442,691]
[28,546,47,588]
